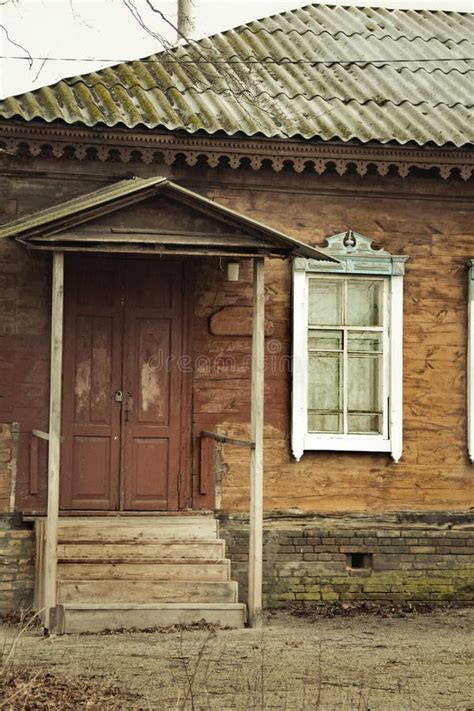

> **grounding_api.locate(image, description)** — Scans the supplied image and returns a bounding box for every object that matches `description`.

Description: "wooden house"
[0,3,473,633]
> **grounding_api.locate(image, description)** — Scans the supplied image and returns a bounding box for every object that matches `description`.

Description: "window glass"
[347,354,382,434]
[347,332,382,353]
[307,276,385,437]
[308,352,343,433]
[347,280,382,326]
[309,330,343,351]
[308,279,343,326]
[347,414,383,434]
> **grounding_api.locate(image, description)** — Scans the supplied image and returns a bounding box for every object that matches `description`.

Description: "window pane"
[347,280,383,326]
[308,279,343,326]
[348,332,383,353]
[347,354,383,434]
[308,353,342,410]
[309,330,343,351]
[348,414,382,434]
[308,352,343,433]
[308,412,342,433]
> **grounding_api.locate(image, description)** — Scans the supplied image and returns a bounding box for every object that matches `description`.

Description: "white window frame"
[292,231,407,463]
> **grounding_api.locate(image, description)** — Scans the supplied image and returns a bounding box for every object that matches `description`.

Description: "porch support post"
[248,257,265,628]
[44,251,64,632]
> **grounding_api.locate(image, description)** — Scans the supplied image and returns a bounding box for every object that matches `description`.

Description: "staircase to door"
[34,516,246,633]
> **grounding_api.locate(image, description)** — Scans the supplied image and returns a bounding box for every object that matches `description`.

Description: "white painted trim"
[248,257,264,629]
[468,262,474,463]
[382,277,390,440]
[292,263,405,461]
[291,266,308,461]
[304,434,391,452]
[43,251,64,632]
[389,274,404,463]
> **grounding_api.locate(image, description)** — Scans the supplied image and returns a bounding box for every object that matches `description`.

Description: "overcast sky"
[1,0,473,98]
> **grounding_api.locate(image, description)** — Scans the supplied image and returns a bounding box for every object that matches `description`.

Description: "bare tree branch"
[137,0,291,137]
[31,55,48,83]
[0,0,291,137]
[121,0,169,48]
[68,0,94,30]
[0,23,33,68]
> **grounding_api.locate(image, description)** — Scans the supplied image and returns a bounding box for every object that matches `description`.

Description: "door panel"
[132,438,169,499]
[136,318,171,425]
[122,261,185,510]
[61,260,123,510]
[72,436,111,499]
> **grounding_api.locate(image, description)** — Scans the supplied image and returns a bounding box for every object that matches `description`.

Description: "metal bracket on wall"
[199,431,255,498]
[201,431,255,449]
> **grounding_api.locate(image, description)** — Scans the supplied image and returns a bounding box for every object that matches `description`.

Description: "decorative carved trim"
[294,230,409,276]
[0,121,473,180]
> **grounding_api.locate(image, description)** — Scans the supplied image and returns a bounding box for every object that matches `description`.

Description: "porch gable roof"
[0,176,335,261]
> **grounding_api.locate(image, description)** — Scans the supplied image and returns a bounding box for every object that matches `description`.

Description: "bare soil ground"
[1,606,473,710]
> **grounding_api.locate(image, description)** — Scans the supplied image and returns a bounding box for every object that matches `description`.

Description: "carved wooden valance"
[0,122,472,181]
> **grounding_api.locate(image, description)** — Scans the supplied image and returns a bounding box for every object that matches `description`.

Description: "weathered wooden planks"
[55,517,218,542]
[58,560,230,582]
[57,602,247,633]
[57,579,238,604]
[56,541,225,560]
[36,515,243,632]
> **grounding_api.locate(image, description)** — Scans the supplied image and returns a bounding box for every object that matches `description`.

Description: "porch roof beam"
[18,243,291,259]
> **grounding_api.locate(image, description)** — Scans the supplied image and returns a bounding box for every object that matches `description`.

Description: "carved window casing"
[292,231,408,462]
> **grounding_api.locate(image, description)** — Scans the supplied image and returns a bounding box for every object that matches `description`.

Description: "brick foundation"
[0,514,35,612]
[1,511,473,613]
[0,423,12,513]
[0,422,33,612]
[219,512,474,606]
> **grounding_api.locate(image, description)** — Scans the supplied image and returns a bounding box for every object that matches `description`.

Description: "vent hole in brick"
[348,552,373,570]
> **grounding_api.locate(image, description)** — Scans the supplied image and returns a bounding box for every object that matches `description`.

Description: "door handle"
[114,390,123,402]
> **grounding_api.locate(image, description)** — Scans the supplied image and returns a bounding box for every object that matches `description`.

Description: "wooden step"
[58,559,230,582]
[56,516,218,542]
[57,540,225,560]
[54,602,247,634]
[58,528,219,544]
[57,516,217,528]
[58,579,238,604]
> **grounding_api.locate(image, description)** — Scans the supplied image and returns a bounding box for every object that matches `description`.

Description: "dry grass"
[0,611,131,709]
[1,607,472,710]
[1,669,125,710]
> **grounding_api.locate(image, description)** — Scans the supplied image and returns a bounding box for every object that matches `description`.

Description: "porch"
[0,176,331,633]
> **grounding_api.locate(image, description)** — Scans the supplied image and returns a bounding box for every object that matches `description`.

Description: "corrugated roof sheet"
[0,3,473,146]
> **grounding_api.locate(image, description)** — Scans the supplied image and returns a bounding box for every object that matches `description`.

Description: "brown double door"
[60,258,189,511]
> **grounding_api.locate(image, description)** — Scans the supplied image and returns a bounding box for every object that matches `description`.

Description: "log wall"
[1,154,474,514]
